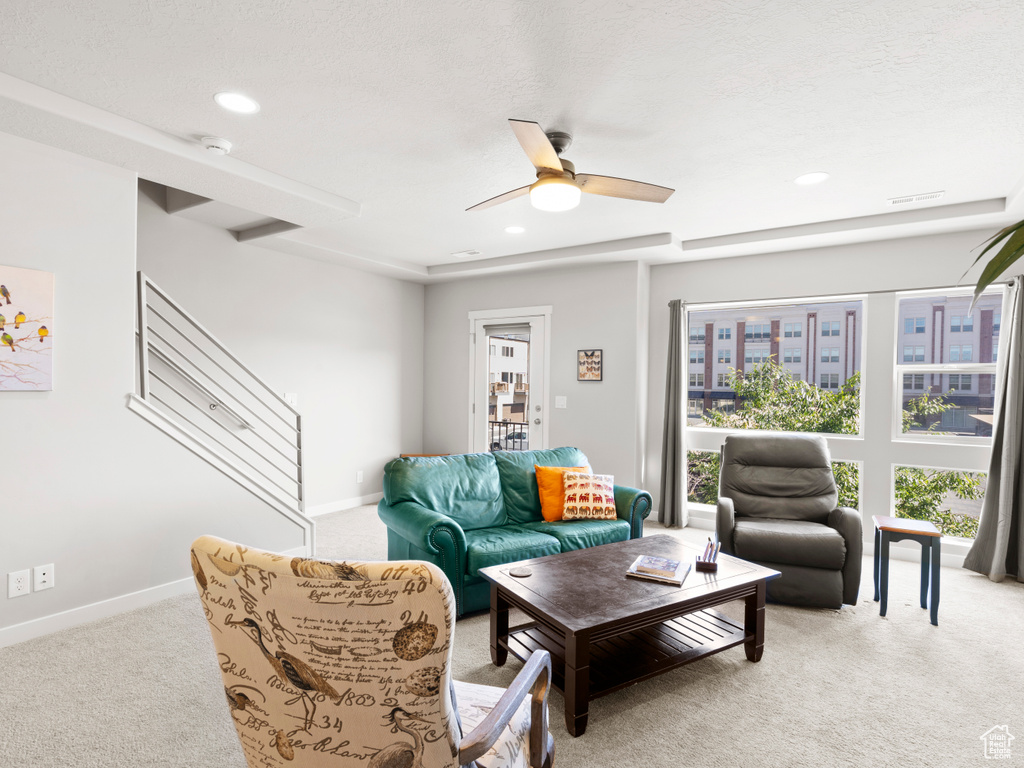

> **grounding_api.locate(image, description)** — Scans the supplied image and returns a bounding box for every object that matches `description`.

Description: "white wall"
[643,229,1019,513]
[0,133,303,641]
[136,182,425,511]
[423,261,648,487]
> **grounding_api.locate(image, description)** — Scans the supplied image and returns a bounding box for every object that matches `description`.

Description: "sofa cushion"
[382,453,506,531]
[494,447,591,524]
[733,518,846,570]
[518,519,630,551]
[464,525,561,577]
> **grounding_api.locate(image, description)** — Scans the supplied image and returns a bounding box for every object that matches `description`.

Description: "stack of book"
[626,554,691,586]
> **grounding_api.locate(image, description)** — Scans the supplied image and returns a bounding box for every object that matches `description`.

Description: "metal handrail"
[133,271,308,547]
[149,345,255,430]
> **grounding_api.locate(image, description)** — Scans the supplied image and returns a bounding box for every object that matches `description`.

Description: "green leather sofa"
[378,447,652,616]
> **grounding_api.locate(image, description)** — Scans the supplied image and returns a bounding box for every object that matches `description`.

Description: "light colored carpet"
[1,506,1022,767]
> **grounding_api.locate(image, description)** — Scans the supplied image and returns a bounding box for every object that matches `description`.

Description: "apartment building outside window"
[821,347,839,363]
[949,344,973,362]
[689,328,705,343]
[744,323,770,341]
[718,327,731,340]
[784,348,801,363]
[904,317,926,334]
[821,320,840,336]
[717,373,728,387]
[717,349,731,364]
[948,374,972,391]
[745,348,771,364]
[820,373,839,389]
[951,315,974,332]
[690,350,704,365]
[784,322,801,338]
[903,345,925,362]
[689,372,704,388]
[905,374,929,391]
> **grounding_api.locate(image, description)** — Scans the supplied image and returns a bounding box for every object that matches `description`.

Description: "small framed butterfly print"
[577,349,602,381]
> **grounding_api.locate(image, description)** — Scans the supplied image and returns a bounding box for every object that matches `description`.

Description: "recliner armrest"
[613,485,652,539]
[717,497,736,554]
[828,506,863,606]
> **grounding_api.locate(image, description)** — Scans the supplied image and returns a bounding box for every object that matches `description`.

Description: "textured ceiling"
[2,0,1023,278]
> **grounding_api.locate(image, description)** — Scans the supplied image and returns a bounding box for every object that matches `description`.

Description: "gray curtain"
[964,276,1023,582]
[659,299,688,527]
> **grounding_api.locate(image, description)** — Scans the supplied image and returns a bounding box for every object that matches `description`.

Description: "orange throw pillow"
[535,464,589,521]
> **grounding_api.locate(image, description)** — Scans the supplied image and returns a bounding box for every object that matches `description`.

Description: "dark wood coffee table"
[479,534,780,736]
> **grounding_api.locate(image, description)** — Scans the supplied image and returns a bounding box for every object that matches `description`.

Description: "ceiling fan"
[467,119,675,213]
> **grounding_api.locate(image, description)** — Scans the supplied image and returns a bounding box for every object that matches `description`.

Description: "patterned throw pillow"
[535,464,590,521]
[562,472,617,520]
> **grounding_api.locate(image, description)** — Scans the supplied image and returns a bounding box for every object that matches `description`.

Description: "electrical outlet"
[356,470,364,483]
[34,563,55,591]
[8,570,30,598]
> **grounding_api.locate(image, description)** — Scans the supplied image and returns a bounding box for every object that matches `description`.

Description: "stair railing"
[127,271,312,551]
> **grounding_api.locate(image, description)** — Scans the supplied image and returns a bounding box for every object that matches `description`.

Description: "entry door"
[469,307,550,453]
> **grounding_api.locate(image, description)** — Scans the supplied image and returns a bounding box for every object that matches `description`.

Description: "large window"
[896,290,1001,441]
[683,288,1003,541]
[686,297,863,433]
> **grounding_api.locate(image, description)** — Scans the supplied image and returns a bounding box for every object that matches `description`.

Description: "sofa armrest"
[716,497,736,554]
[377,499,467,589]
[613,486,652,539]
[828,506,863,606]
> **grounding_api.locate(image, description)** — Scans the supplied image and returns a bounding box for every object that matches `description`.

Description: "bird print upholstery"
[191,536,550,767]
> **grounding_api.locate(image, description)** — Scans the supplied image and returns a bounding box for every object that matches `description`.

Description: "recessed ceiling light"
[505,226,525,234]
[213,92,260,114]
[794,172,829,186]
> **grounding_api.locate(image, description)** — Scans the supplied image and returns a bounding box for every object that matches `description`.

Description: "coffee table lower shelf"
[501,608,745,699]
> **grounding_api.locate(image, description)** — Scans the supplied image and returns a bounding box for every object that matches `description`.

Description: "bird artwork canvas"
[0,264,54,391]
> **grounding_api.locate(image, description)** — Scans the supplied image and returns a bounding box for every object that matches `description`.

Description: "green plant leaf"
[972,224,1024,308]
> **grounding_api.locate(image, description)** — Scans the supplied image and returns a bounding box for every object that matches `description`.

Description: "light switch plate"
[555,396,567,409]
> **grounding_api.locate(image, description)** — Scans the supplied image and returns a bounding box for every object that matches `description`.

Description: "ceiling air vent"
[887,191,944,206]
[451,249,481,259]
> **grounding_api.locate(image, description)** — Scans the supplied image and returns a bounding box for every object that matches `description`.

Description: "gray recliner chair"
[716,433,862,608]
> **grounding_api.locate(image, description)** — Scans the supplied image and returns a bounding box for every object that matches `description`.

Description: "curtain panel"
[964,276,1024,582]
[658,299,688,527]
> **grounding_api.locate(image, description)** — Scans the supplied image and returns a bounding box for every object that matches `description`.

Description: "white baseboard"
[306,492,384,518]
[0,545,308,649]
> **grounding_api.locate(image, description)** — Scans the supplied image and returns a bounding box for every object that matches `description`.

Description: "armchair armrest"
[459,650,553,768]
[828,506,863,606]
[613,485,652,539]
[377,500,467,592]
[716,497,736,554]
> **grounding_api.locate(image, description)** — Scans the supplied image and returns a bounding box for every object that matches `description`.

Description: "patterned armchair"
[191,535,554,767]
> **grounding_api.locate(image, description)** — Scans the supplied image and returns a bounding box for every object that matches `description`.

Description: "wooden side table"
[872,515,941,626]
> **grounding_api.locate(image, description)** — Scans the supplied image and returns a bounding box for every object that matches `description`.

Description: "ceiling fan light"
[530,176,581,212]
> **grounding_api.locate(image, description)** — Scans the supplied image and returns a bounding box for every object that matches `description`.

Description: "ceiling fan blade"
[508,119,563,174]
[576,174,675,203]
[466,185,531,212]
